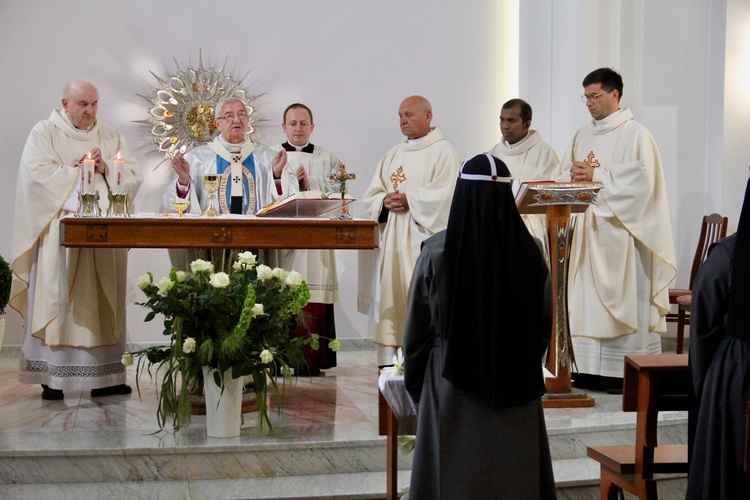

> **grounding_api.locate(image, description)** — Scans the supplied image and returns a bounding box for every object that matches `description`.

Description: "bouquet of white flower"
[130,251,318,433]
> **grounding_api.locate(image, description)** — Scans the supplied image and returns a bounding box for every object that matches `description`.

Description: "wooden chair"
[667,213,728,353]
[587,354,690,499]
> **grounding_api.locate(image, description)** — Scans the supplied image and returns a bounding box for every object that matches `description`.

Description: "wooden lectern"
[516,182,602,408]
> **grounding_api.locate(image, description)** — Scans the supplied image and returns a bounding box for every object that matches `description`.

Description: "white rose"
[272,267,288,281]
[286,270,304,288]
[190,259,214,274]
[183,337,196,354]
[121,352,134,366]
[252,303,264,317]
[175,270,188,283]
[259,349,273,364]
[156,276,174,295]
[237,251,257,268]
[328,339,341,352]
[256,265,273,281]
[136,273,152,290]
[209,272,230,288]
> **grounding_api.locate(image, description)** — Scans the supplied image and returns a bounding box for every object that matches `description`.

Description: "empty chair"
[667,213,728,353]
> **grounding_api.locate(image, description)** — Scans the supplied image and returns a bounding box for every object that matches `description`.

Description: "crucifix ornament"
[330,163,356,220]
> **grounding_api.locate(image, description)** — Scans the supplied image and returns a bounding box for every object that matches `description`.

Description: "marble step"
[0,460,686,499]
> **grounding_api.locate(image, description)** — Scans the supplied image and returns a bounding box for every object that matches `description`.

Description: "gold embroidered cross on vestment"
[585,151,600,169]
[390,166,406,191]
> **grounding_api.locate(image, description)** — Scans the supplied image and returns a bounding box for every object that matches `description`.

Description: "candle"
[83,153,95,194]
[113,151,123,188]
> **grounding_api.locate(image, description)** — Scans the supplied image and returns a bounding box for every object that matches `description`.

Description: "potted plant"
[0,254,11,350]
[129,250,335,436]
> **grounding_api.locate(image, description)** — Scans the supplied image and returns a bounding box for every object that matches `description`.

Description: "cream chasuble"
[10,109,142,349]
[490,130,559,244]
[363,127,461,347]
[554,108,676,377]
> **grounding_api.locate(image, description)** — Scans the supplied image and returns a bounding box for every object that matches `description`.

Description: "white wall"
[0,0,511,345]
[724,0,750,225]
[520,0,734,288]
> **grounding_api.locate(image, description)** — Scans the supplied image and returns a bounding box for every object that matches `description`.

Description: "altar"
[59,214,378,250]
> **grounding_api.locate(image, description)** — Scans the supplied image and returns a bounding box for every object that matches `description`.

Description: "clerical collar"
[218,135,245,154]
[282,142,314,153]
[406,136,425,145]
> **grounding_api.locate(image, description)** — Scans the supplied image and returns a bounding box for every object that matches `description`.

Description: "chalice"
[173,199,190,217]
[202,174,220,217]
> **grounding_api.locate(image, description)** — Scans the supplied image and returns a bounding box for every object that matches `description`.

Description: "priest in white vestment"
[267,103,341,373]
[362,96,461,364]
[161,97,285,269]
[489,98,558,246]
[162,97,283,217]
[555,68,676,392]
[10,81,142,400]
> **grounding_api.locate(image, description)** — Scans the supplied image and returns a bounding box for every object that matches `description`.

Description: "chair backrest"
[688,213,729,289]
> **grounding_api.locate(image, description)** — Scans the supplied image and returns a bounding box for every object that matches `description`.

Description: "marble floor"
[0,348,687,499]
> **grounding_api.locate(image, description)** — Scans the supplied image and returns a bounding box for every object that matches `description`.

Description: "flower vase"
[202,366,243,438]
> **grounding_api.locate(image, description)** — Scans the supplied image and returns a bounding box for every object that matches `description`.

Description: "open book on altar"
[256,190,355,218]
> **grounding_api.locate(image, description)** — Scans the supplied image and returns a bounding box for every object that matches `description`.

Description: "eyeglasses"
[580,90,613,104]
[217,112,248,121]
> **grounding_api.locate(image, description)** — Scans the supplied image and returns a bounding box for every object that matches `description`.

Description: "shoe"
[571,373,596,390]
[91,384,132,397]
[600,376,624,395]
[294,366,321,377]
[41,385,64,400]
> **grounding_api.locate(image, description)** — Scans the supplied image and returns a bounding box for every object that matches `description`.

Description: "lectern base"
[542,391,596,408]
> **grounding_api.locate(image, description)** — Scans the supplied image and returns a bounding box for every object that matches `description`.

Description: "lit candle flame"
[116,151,121,160]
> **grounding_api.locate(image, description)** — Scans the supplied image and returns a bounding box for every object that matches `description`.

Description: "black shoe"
[91,384,132,397]
[294,366,321,377]
[41,386,64,400]
[600,376,624,394]
[571,373,596,390]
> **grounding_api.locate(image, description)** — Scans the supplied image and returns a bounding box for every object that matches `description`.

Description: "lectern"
[516,182,603,408]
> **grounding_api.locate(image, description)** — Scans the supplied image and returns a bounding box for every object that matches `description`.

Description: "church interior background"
[0,0,749,497]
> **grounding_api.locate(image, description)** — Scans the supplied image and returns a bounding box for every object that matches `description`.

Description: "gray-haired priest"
[161,96,285,218]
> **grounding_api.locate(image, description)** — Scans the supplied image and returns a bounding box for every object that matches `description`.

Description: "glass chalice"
[173,199,190,217]
[202,174,220,217]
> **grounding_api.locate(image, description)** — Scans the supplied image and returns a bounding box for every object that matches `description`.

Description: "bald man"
[10,80,142,400]
[362,96,461,364]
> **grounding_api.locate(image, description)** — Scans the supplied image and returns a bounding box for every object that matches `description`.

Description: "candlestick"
[83,154,95,194]
[113,151,123,189]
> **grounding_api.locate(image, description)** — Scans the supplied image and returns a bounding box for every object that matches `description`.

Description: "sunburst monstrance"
[136,53,264,162]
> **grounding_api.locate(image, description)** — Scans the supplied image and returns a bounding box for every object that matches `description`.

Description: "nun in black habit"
[687,178,750,499]
[403,154,556,499]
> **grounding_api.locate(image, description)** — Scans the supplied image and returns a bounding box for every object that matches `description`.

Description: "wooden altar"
[59,214,378,249]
